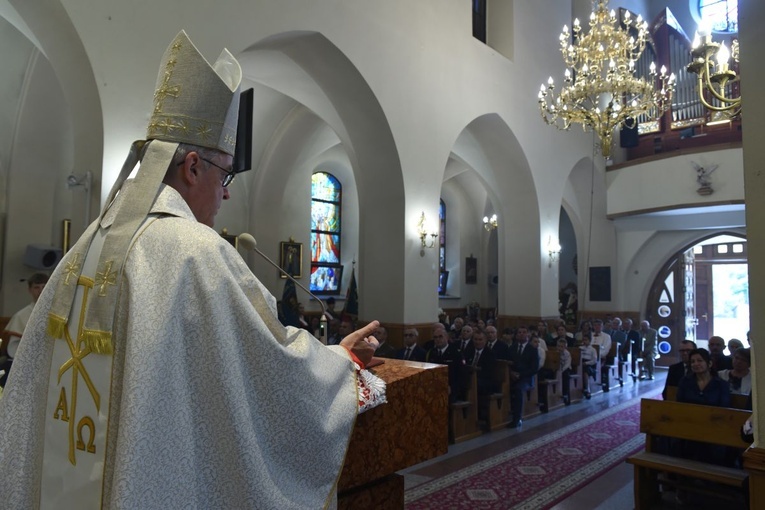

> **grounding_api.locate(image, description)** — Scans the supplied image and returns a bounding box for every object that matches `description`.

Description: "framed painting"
[280,241,303,279]
[465,256,477,285]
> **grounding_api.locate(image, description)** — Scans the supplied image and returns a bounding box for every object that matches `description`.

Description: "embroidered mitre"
[47,30,242,353]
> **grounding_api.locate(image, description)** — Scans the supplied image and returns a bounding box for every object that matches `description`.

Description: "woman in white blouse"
[718,347,751,395]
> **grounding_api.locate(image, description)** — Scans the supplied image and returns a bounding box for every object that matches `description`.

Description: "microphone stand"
[238,233,328,344]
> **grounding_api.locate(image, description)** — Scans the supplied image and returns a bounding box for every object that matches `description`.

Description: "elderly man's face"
[432,328,448,348]
[186,151,232,227]
[461,326,473,340]
[403,329,418,347]
[485,326,497,342]
[678,342,694,363]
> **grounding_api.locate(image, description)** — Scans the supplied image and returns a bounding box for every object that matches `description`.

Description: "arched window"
[699,0,738,33]
[438,199,447,295]
[310,172,343,294]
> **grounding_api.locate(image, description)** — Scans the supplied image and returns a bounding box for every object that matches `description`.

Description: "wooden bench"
[450,371,481,443]
[626,399,751,509]
[664,386,751,410]
[537,350,562,412]
[480,361,510,431]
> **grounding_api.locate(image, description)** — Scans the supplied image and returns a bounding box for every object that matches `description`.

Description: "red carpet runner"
[405,392,660,509]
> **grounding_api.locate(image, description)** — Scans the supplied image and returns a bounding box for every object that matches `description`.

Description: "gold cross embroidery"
[63,253,81,286]
[153,71,182,114]
[57,277,101,465]
[94,261,117,297]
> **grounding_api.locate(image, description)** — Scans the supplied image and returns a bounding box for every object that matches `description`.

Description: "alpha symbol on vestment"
[54,276,102,465]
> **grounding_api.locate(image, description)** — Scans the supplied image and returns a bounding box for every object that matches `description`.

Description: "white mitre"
[47,31,242,353]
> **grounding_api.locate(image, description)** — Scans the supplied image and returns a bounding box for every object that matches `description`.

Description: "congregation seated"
[579,334,597,399]
[677,348,731,408]
[708,335,733,372]
[486,325,510,360]
[552,323,575,348]
[455,325,473,353]
[463,329,498,399]
[396,327,426,361]
[426,324,464,402]
[662,339,695,400]
[373,325,397,358]
[574,320,592,346]
[557,339,572,406]
[718,347,751,396]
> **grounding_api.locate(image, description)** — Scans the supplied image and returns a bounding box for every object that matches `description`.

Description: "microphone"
[238,233,328,344]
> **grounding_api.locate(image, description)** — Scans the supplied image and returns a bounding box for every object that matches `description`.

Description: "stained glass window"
[699,0,738,33]
[310,172,342,293]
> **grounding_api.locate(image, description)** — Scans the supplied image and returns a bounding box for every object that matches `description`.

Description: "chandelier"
[538,0,675,158]
[687,29,741,122]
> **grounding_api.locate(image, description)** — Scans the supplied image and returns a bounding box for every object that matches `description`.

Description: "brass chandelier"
[538,0,675,158]
[687,28,741,122]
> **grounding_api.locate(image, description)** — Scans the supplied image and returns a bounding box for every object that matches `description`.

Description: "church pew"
[568,347,583,402]
[664,386,750,410]
[537,350,563,412]
[602,342,622,389]
[450,370,482,443]
[626,399,751,509]
[480,361,511,431]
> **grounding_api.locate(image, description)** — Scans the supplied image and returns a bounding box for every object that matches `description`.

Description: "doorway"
[645,234,748,366]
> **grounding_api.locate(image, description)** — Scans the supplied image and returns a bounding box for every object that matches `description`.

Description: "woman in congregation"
[718,347,751,396]
[574,320,592,346]
[677,348,731,408]
[676,348,735,467]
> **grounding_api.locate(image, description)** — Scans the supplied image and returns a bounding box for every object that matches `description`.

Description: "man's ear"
[180,151,201,185]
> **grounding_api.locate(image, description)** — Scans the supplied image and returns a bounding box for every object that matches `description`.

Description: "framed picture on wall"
[280,241,303,279]
[465,256,477,285]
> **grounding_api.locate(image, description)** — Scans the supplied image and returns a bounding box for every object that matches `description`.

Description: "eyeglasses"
[200,157,236,187]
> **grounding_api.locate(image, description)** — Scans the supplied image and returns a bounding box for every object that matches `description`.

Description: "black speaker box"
[24,244,63,269]
[620,121,639,148]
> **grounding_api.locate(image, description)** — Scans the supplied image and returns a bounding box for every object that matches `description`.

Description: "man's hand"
[339,320,380,367]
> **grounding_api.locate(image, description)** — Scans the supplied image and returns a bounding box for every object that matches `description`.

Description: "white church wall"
[3,48,72,314]
[606,149,744,216]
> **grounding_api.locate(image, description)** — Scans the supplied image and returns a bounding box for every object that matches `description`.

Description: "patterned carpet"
[405,392,660,509]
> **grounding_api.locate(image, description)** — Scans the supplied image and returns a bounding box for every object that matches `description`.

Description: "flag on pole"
[279,279,301,327]
[342,265,358,318]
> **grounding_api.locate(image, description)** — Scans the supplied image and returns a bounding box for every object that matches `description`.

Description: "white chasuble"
[0,184,371,509]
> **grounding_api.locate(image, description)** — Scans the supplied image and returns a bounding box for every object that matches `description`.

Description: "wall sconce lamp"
[417,212,438,256]
[483,214,498,231]
[547,236,562,267]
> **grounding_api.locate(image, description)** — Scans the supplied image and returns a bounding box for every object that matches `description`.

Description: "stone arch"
[235,31,404,320]
[447,113,542,316]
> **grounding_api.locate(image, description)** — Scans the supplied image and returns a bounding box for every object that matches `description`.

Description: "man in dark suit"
[464,329,498,422]
[456,325,474,353]
[464,329,498,396]
[426,324,464,402]
[708,336,733,372]
[373,325,396,358]
[508,327,539,428]
[663,339,696,399]
[396,327,426,361]
[623,318,641,375]
[486,326,510,360]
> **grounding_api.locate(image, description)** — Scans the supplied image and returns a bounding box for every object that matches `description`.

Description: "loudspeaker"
[23,244,63,269]
[620,120,639,148]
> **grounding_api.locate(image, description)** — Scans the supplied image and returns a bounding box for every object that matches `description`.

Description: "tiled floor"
[401,369,669,509]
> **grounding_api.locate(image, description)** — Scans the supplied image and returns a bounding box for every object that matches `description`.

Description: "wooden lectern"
[338,359,449,509]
